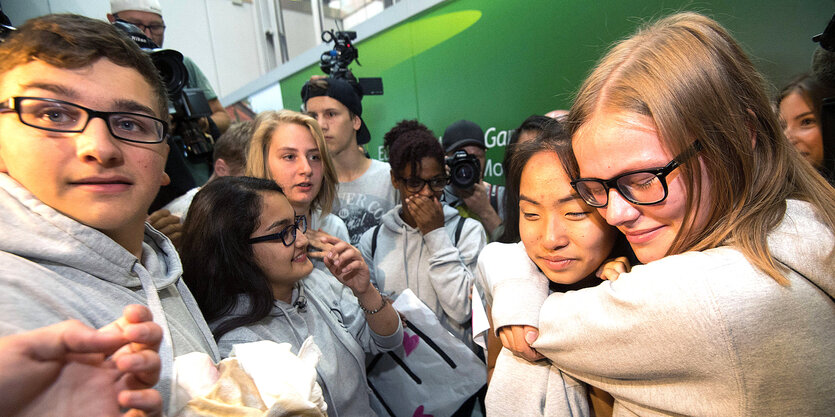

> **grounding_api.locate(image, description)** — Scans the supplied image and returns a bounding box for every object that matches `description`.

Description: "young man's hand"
[147,209,183,248]
[0,305,163,417]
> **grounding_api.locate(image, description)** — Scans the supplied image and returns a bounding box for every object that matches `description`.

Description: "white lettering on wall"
[484,127,512,149]
[484,159,503,177]
[377,146,389,161]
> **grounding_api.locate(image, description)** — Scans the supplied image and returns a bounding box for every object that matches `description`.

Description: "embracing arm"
[525,252,751,417]
[478,242,549,361]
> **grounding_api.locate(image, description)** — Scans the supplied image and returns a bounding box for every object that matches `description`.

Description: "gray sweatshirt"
[212,268,403,417]
[0,173,220,413]
[484,200,835,416]
[477,241,591,417]
[358,204,486,346]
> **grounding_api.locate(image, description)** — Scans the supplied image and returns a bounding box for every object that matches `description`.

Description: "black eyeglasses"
[114,16,166,35]
[0,97,168,144]
[398,176,450,193]
[570,141,702,208]
[248,215,308,246]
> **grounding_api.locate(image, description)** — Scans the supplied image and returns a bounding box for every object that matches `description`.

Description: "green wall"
[280,0,833,184]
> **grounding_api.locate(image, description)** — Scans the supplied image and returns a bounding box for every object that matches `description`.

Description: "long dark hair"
[180,176,284,340]
[566,13,835,282]
[498,115,559,243]
[507,122,636,264]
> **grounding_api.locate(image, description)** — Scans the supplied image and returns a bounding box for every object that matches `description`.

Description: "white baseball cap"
[110,0,163,16]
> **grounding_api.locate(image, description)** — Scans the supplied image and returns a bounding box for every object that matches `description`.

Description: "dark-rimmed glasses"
[0,97,168,144]
[398,176,450,193]
[570,141,702,208]
[114,16,166,35]
[248,215,308,246]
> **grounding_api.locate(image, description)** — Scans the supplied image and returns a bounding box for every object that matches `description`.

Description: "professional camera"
[0,8,14,42]
[319,29,383,96]
[113,20,216,160]
[813,14,835,52]
[446,150,481,189]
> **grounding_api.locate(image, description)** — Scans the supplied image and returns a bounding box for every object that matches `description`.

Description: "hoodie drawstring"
[176,280,221,360]
[134,262,176,415]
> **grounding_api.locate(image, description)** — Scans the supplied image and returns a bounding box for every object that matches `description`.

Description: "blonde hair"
[245,110,338,216]
[567,12,835,284]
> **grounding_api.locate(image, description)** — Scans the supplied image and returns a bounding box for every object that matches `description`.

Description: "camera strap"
[488,184,500,213]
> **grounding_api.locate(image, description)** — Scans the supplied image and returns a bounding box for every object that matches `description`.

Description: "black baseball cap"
[301,77,371,145]
[442,120,485,153]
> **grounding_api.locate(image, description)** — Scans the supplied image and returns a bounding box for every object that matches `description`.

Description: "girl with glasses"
[246,110,350,272]
[486,12,835,416]
[358,120,486,349]
[180,176,402,416]
[479,124,633,416]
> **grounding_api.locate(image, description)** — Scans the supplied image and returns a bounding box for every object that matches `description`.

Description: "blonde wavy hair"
[566,12,835,284]
[245,110,338,216]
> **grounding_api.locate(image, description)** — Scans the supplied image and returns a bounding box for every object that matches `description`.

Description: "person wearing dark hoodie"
[180,176,403,417]
[0,14,220,414]
[358,120,487,347]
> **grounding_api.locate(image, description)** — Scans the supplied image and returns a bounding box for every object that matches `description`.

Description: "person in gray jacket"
[488,13,835,416]
[0,14,220,415]
[180,176,402,417]
[358,120,486,347]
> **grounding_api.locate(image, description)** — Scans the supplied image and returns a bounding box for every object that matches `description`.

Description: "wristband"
[359,293,388,315]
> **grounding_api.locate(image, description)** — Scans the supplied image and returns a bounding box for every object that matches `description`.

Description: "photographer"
[443,119,506,241]
[107,0,230,136]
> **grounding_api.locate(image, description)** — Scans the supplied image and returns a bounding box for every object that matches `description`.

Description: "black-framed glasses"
[570,141,702,208]
[398,176,450,193]
[248,215,308,246]
[114,16,166,34]
[0,97,168,144]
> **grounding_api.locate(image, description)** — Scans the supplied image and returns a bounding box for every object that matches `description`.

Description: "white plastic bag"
[367,289,487,417]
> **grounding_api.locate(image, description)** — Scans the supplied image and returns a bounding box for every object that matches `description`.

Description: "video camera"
[0,8,14,42]
[446,150,481,189]
[113,20,216,161]
[813,14,835,52]
[319,29,383,96]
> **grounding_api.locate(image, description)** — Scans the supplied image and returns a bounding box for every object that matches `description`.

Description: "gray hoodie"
[212,268,403,417]
[484,200,835,416]
[0,173,220,413]
[358,204,486,346]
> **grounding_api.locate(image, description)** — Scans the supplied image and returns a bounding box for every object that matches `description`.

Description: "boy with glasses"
[0,14,220,414]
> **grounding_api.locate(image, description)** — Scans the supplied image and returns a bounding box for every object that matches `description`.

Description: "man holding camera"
[106,0,230,135]
[302,76,399,246]
[443,119,506,241]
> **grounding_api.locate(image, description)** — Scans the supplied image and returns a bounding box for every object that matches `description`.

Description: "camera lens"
[455,165,475,181]
[447,151,480,189]
[150,50,188,98]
